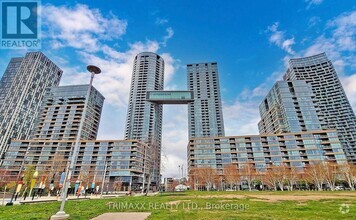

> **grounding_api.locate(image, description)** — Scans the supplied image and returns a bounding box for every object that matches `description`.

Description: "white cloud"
[223,71,284,136]
[155,18,168,25]
[223,99,260,136]
[305,0,323,5]
[308,16,321,27]
[42,4,127,52]
[161,106,188,178]
[305,0,323,9]
[59,41,177,110]
[340,74,356,112]
[43,4,177,109]
[327,11,356,51]
[303,11,356,73]
[267,22,295,54]
[161,27,174,47]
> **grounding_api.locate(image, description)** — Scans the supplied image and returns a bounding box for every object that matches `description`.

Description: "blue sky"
[1,0,355,177]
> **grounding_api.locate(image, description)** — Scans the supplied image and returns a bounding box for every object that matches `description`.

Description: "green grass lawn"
[0,191,355,219]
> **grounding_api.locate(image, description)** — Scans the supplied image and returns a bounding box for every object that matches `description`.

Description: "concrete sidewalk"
[1,194,124,206]
[91,212,151,220]
[1,192,158,206]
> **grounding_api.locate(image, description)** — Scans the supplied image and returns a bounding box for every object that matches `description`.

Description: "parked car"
[335,185,344,191]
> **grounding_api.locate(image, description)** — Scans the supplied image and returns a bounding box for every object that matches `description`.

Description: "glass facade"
[32,85,105,141]
[0,52,62,163]
[187,62,225,138]
[284,53,356,163]
[188,130,347,174]
[0,57,23,106]
[125,52,164,186]
[2,140,149,191]
[258,80,324,134]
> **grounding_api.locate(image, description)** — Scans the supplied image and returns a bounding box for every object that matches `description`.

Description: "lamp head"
[87,65,101,74]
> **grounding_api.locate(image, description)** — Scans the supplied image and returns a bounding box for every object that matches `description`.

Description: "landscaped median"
[0,191,355,219]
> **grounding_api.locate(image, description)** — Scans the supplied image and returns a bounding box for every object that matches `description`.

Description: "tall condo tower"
[0,57,23,106]
[258,80,325,134]
[0,52,62,162]
[32,85,105,140]
[187,62,225,138]
[283,53,356,162]
[125,52,164,186]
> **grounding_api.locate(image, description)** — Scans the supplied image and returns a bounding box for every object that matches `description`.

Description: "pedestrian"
[23,191,28,201]
[80,186,85,197]
[56,189,60,200]
[96,185,99,196]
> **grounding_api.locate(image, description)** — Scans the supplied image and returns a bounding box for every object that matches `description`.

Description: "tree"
[263,165,288,191]
[191,167,217,191]
[200,167,217,191]
[214,174,224,191]
[0,169,9,190]
[223,164,240,190]
[286,166,300,191]
[324,162,338,191]
[189,167,204,191]
[239,163,256,191]
[255,170,265,190]
[264,166,279,191]
[274,165,287,191]
[113,177,123,191]
[45,153,67,187]
[171,179,179,191]
[339,163,356,190]
[305,162,325,191]
[6,181,16,192]
[186,173,196,191]
[79,166,92,193]
[23,165,36,187]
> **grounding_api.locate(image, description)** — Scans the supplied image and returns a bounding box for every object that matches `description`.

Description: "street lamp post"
[51,65,101,220]
[141,144,148,194]
[100,161,108,198]
[178,165,181,179]
[181,164,184,179]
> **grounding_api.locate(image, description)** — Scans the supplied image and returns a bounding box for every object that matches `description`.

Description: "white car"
[335,186,344,191]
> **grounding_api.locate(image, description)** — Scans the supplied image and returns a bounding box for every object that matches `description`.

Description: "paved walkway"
[1,192,158,206]
[91,212,151,220]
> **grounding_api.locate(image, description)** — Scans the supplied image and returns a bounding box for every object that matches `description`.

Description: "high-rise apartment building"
[187,62,225,138]
[258,80,325,134]
[0,57,23,106]
[32,85,105,141]
[125,52,164,186]
[283,53,356,162]
[0,52,62,162]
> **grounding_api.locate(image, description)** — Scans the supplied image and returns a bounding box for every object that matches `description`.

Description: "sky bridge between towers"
[146,91,194,104]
